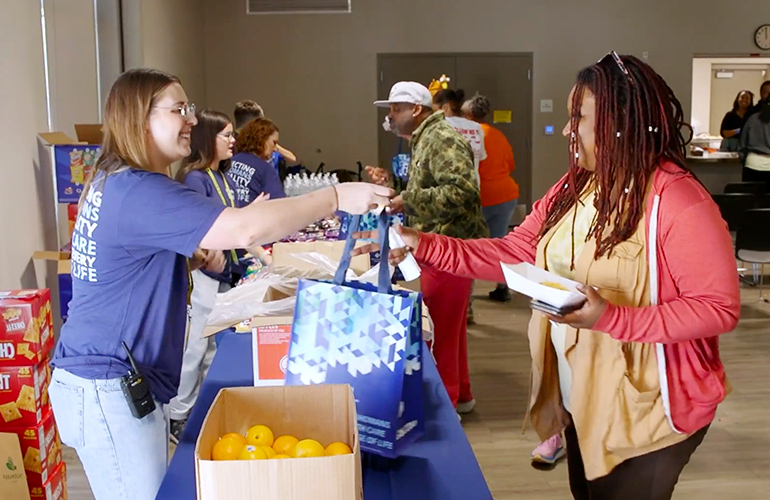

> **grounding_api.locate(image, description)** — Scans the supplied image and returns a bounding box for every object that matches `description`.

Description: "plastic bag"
[205,251,434,344]
[281,252,359,281]
[205,253,341,328]
[206,273,294,327]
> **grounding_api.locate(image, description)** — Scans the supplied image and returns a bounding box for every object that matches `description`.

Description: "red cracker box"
[0,290,54,366]
[4,409,62,490]
[67,204,78,243]
[30,462,67,500]
[0,362,51,428]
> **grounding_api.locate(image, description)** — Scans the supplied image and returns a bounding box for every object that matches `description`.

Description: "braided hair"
[539,54,694,263]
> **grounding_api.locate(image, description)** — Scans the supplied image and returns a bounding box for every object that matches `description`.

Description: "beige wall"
[123,0,206,104]
[202,0,768,199]
[43,0,101,135]
[0,1,50,289]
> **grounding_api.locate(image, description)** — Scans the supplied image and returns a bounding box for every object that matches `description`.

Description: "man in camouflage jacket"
[372,81,487,412]
[401,111,489,239]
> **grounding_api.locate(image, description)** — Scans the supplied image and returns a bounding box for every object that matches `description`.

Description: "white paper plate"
[500,262,586,308]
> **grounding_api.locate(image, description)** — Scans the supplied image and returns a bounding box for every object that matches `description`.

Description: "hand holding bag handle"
[334,210,391,293]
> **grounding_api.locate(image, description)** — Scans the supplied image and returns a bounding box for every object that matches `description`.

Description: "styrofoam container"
[500,262,586,308]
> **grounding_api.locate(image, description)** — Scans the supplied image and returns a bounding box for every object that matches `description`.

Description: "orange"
[293,439,326,458]
[221,433,247,446]
[272,435,299,456]
[272,454,291,459]
[212,437,244,461]
[238,444,268,460]
[325,442,353,456]
[260,445,277,458]
[245,425,274,447]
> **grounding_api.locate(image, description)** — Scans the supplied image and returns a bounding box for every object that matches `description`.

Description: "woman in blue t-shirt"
[227,117,287,205]
[47,68,392,500]
[169,109,238,442]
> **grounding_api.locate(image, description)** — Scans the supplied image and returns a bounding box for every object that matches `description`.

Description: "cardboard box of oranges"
[195,384,362,500]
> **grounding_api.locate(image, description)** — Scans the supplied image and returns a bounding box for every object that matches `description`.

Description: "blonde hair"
[79,68,181,206]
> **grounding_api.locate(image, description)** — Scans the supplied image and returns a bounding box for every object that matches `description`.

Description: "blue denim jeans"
[482,199,518,288]
[48,368,168,500]
[482,199,518,239]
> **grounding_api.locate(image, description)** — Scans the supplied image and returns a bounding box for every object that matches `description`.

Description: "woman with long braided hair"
[354,53,739,499]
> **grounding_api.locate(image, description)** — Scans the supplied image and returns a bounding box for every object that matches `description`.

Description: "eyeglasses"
[154,102,196,118]
[217,131,236,140]
[599,51,633,84]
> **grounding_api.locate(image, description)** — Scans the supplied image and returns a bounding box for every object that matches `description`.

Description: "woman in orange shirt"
[463,94,520,301]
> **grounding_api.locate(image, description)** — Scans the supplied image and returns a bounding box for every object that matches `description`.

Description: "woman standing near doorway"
[719,90,754,152]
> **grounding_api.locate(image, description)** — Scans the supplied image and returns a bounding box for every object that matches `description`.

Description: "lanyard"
[206,168,238,262]
[186,260,193,306]
[207,168,236,207]
[184,259,193,348]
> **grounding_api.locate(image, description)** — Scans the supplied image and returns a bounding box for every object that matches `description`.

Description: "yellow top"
[545,188,597,280]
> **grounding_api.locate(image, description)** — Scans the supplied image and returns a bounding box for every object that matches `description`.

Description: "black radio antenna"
[121,341,141,375]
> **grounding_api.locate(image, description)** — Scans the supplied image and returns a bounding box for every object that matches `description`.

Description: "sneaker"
[456,399,476,414]
[531,434,566,465]
[170,418,187,445]
[488,286,511,302]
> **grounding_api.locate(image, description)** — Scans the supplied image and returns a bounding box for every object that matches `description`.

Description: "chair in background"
[754,193,770,209]
[735,209,770,302]
[712,193,758,287]
[712,193,756,232]
[724,182,767,196]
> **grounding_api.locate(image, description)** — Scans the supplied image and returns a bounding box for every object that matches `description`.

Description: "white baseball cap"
[374,82,433,108]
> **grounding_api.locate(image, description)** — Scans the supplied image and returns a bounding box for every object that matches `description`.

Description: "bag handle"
[334,210,392,293]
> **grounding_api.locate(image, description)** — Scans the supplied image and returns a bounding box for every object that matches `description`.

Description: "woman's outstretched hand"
[349,225,421,266]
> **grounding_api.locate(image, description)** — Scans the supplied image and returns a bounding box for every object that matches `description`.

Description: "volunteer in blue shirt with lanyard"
[47,68,393,500]
[169,109,239,443]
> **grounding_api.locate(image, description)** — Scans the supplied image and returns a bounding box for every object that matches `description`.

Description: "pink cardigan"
[415,163,740,433]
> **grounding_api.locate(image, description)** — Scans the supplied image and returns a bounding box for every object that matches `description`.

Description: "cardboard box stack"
[36,123,102,322]
[0,290,66,499]
[38,124,102,206]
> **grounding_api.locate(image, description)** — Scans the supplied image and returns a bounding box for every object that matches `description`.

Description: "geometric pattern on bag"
[403,289,422,376]
[288,283,413,384]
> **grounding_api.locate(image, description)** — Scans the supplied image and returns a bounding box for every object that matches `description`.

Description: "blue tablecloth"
[155,333,492,500]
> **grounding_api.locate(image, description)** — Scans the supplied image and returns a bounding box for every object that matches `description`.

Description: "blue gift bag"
[391,153,410,184]
[286,211,425,458]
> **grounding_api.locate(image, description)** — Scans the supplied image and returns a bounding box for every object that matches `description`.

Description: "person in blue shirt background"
[233,99,298,176]
[228,117,287,204]
[47,68,392,500]
[170,108,238,443]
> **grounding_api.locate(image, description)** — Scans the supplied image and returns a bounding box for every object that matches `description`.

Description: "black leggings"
[564,422,709,500]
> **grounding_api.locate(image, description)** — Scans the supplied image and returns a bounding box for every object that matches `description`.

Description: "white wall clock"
[755,24,770,50]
